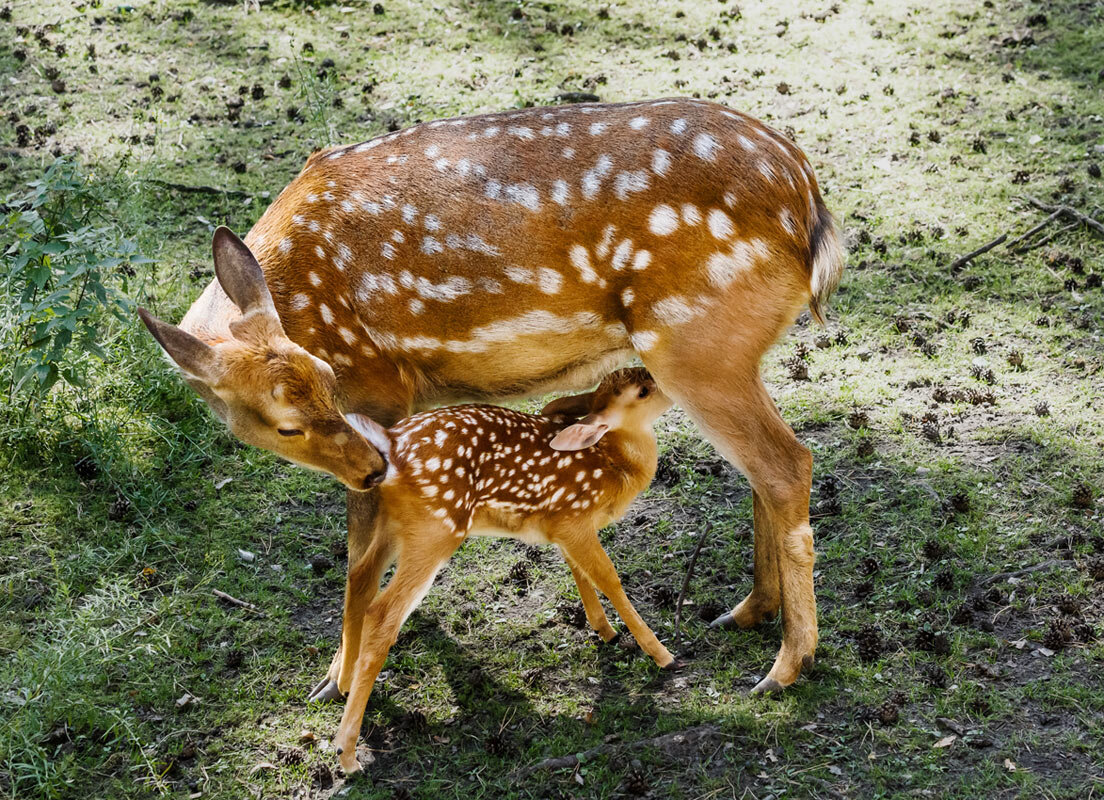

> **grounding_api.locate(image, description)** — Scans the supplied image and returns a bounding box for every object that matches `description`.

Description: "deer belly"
[468,525,551,546]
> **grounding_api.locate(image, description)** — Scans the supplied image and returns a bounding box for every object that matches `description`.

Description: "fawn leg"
[562,551,617,642]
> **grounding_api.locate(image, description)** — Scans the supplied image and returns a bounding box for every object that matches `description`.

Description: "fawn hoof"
[709,611,737,630]
[307,678,342,703]
[662,657,686,671]
[750,676,786,695]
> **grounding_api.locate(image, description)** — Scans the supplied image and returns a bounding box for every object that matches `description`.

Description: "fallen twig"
[1021,195,1104,238]
[213,589,265,615]
[978,559,1073,588]
[673,523,710,655]
[1013,221,1079,254]
[1004,209,1063,251]
[514,724,722,777]
[948,234,1008,270]
[144,179,253,199]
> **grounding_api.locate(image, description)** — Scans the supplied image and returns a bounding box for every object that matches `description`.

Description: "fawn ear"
[541,391,595,420]
[346,413,391,457]
[138,307,220,384]
[212,226,277,320]
[550,414,610,451]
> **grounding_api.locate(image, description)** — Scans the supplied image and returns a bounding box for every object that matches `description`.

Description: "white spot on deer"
[409,299,425,315]
[401,204,417,224]
[320,304,334,325]
[621,287,635,306]
[279,237,292,253]
[538,268,562,294]
[670,118,688,135]
[391,230,405,243]
[338,326,357,345]
[706,238,770,287]
[551,179,569,206]
[308,271,322,287]
[738,134,756,152]
[484,180,502,200]
[505,266,534,284]
[693,132,721,161]
[306,193,318,203]
[335,243,352,271]
[589,122,608,136]
[340,200,354,213]
[508,126,535,140]
[354,139,383,153]
[653,295,705,325]
[424,144,440,159]
[648,205,679,236]
[629,116,650,130]
[333,352,353,367]
[582,154,614,199]
[632,249,652,270]
[434,157,450,171]
[681,204,702,226]
[708,208,734,240]
[483,125,501,138]
[424,214,441,231]
[361,200,382,215]
[612,238,634,271]
[630,330,659,351]
[381,242,397,260]
[455,158,473,177]
[596,225,616,259]
[613,170,650,201]
[505,183,541,212]
[291,293,311,310]
[779,208,797,235]
[307,220,320,232]
[555,122,571,137]
[314,245,326,260]
[562,147,576,159]
[651,149,671,176]
[758,160,778,182]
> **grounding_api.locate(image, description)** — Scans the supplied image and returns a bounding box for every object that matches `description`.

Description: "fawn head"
[543,367,672,450]
[138,227,387,491]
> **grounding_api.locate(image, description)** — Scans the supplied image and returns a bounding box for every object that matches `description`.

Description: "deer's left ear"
[541,391,595,420]
[213,226,280,322]
[550,414,610,450]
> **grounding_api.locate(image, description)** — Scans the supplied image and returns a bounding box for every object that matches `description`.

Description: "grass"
[1,0,1102,798]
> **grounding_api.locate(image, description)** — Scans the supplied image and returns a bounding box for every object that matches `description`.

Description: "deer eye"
[638,386,650,399]
[277,428,304,437]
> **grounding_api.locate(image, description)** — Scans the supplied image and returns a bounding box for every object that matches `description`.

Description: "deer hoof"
[749,676,786,695]
[662,657,686,671]
[307,678,342,703]
[709,611,737,630]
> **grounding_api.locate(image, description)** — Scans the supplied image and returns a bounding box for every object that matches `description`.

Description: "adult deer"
[139,97,843,696]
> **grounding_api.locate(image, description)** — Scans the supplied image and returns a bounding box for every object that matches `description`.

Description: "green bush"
[0,158,150,404]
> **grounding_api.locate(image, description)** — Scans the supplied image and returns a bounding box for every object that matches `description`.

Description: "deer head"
[544,367,672,450]
[138,227,387,491]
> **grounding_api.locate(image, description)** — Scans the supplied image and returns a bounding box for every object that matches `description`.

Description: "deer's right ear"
[541,391,595,419]
[138,308,220,384]
[212,226,277,319]
[549,416,610,451]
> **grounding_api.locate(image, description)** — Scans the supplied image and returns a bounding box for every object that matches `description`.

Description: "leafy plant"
[0,158,151,402]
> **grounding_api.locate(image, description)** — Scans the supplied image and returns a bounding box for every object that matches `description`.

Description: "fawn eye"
[277,428,304,437]
[638,386,650,399]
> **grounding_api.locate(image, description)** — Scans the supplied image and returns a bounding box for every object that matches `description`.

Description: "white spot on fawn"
[707,208,734,240]
[651,149,671,176]
[706,238,770,287]
[630,330,659,351]
[632,249,652,270]
[320,304,334,325]
[551,179,569,205]
[693,132,721,161]
[648,205,679,236]
[681,204,702,226]
[309,272,322,287]
[291,293,310,310]
[670,118,688,135]
[538,268,562,294]
[611,238,634,271]
[613,171,650,201]
[581,154,614,199]
[621,287,635,306]
[629,116,650,130]
[569,245,601,284]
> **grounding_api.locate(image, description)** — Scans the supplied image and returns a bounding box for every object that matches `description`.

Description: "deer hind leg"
[334,537,449,776]
[309,489,387,703]
[559,530,675,669]
[562,551,617,642]
[644,352,816,692]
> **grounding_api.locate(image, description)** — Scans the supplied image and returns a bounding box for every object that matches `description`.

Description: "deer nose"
[362,469,386,490]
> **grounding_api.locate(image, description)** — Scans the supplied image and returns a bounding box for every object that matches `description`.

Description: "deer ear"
[138,307,220,384]
[212,226,276,319]
[541,391,595,420]
[549,418,609,451]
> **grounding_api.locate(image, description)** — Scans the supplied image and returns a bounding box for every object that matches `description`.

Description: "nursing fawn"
[332,368,674,775]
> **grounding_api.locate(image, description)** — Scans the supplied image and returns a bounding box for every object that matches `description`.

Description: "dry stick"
[1021,195,1104,238]
[514,724,722,777]
[212,589,265,615]
[978,559,1073,588]
[1014,221,1079,255]
[144,179,253,200]
[948,234,1008,270]
[1004,209,1063,251]
[673,522,711,655]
